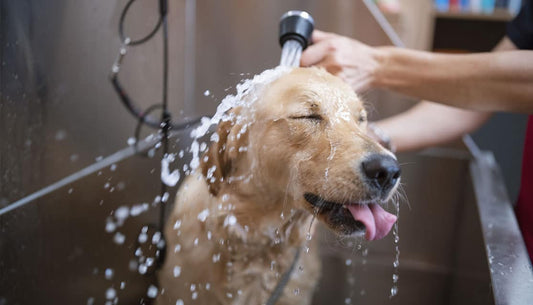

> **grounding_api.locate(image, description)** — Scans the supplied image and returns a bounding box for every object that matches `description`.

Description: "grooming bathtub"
[1,0,532,304]
[1,130,532,305]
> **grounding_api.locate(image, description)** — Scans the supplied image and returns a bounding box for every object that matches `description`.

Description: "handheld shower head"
[279,11,315,50]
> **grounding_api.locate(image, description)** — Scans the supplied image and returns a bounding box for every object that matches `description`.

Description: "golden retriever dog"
[156,67,400,305]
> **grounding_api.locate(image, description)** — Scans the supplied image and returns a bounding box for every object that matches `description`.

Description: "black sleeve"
[507,0,533,50]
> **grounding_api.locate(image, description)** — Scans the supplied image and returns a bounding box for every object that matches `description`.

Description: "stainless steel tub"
[1,132,532,304]
[1,0,532,304]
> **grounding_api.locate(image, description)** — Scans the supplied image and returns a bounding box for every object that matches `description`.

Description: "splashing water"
[390,200,401,298]
[185,66,291,175]
[280,40,303,67]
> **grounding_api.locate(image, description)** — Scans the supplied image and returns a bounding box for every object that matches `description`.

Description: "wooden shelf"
[433,8,514,22]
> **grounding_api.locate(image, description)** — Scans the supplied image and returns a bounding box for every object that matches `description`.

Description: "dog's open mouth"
[304,193,397,240]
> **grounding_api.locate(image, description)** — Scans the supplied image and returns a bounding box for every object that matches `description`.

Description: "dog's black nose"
[362,154,400,192]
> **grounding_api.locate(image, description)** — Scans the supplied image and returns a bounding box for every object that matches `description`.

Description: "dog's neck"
[213,189,314,249]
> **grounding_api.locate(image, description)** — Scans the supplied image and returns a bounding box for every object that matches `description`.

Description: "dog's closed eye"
[289,114,323,121]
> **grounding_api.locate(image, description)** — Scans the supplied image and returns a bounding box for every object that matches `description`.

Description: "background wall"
[0,0,519,304]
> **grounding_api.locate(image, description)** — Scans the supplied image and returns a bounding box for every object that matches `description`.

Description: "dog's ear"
[201,109,248,196]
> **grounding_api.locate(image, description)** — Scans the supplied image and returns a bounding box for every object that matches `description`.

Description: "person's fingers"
[311,30,335,43]
[300,40,332,67]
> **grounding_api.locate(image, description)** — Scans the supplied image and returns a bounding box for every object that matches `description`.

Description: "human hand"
[300,30,383,92]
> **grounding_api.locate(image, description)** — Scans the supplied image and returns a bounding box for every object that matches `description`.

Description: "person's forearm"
[375,101,491,152]
[372,48,533,113]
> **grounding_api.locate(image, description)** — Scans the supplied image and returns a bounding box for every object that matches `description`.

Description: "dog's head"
[201,67,400,240]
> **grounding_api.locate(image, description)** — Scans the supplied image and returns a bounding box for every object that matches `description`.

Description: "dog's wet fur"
[157,67,399,305]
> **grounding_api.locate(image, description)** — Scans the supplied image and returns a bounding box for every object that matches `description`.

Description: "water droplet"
[203,90,211,96]
[152,231,162,244]
[197,209,210,222]
[147,285,158,298]
[175,299,184,305]
[344,297,352,304]
[70,154,79,162]
[192,292,198,300]
[106,288,116,300]
[105,268,114,280]
[138,264,148,274]
[205,283,211,290]
[138,232,148,243]
[55,130,67,141]
[173,220,182,230]
[110,164,117,171]
[345,259,352,266]
[68,188,73,194]
[161,154,181,186]
[173,266,181,278]
[113,232,125,245]
[223,214,237,227]
[120,282,126,289]
[390,286,398,298]
[127,137,136,146]
[174,244,181,253]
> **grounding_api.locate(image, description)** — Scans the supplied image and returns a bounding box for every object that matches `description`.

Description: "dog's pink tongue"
[347,204,397,241]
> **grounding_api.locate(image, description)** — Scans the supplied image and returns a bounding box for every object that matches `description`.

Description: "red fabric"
[516,115,533,262]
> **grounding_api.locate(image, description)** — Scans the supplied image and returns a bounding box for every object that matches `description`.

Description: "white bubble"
[203,89,210,96]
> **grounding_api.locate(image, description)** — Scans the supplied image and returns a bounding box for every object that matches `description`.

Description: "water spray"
[279,11,314,67]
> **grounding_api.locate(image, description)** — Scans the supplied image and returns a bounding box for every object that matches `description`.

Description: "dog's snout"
[362,154,400,192]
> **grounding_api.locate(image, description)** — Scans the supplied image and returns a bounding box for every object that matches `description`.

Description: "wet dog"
[156,67,400,305]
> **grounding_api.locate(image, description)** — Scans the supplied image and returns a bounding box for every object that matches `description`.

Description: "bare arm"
[302,32,533,113]
[374,37,518,152]
[374,102,491,152]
